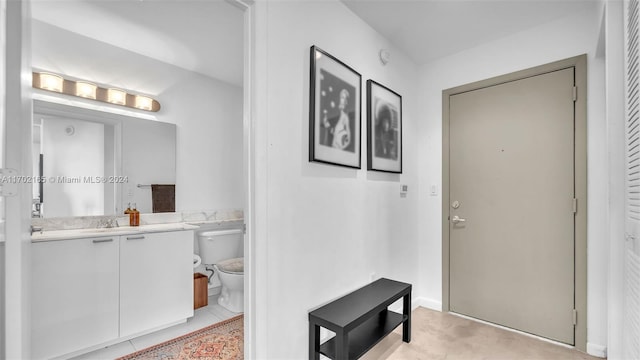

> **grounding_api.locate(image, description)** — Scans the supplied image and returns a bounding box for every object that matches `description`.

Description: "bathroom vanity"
[30,224,196,360]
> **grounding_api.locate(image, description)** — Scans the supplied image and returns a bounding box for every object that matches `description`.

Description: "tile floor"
[69,294,240,360]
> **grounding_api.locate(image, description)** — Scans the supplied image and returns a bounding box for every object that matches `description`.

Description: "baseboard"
[416,297,442,311]
[388,296,440,314]
[586,343,607,358]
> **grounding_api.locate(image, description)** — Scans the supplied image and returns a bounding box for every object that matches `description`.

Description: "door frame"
[3,0,33,358]
[441,55,587,351]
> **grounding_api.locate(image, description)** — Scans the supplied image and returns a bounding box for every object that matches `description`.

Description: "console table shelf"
[309,278,411,360]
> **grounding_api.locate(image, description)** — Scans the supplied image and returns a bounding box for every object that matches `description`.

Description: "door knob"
[452,215,466,224]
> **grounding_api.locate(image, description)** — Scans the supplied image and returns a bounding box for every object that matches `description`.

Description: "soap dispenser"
[130,203,140,227]
[124,203,132,215]
[133,203,140,227]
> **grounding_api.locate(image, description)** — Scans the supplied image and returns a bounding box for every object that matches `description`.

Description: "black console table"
[308,278,411,360]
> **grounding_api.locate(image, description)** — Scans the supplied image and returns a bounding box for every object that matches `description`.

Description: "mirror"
[32,100,176,218]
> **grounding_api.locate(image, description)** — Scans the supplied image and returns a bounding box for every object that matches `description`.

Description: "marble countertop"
[31,223,200,242]
[184,218,244,226]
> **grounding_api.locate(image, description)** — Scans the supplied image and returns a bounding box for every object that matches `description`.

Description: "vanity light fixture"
[107,88,127,105]
[38,73,64,93]
[32,71,161,112]
[75,81,97,99]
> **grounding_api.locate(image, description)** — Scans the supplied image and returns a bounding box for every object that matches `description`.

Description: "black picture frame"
[367,80,402,173]
[309,45,362,169]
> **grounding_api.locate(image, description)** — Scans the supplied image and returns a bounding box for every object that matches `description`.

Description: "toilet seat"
[216,257,244,275]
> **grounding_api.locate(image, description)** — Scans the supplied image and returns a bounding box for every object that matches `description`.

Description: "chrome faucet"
[30,225,43,235]
[32,199,42,218]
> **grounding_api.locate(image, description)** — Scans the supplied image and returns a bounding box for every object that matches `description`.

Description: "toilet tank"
[197,229,243,265]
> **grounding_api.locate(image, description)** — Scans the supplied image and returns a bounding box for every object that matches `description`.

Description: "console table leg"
[335,330,349,360]
[309,323,320,360]
[403,292,411,343]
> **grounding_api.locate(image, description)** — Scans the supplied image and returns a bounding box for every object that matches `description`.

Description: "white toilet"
[197,229,244,313]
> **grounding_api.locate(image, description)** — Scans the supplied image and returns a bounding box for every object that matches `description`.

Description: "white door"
[2,0,33,358]
[448,68,576,344]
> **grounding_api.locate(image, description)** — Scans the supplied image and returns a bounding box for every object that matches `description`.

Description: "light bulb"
[107,88,127,105]
[75,81,97,99]
[134,95,153,111]
[39,73,64,92]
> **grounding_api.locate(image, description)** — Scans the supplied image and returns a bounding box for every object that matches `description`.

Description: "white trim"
[416,297,442,311]
[587,343,608,358]
[388,296,425,314]
[249,1,269,358]
[0,0,5,350]
[606,1,626,359]
[387,297,442,313]
[238,0,256,358]
[4,0,32,358]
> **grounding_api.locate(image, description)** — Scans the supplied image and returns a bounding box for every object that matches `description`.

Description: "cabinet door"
[120,231,194,337]
[31,237,119,359]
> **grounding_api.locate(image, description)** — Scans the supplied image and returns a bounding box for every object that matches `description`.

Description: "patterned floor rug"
[117,315,243,360]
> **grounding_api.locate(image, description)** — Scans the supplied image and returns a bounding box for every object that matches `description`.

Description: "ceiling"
[30,0,600,89]
[31,0,245,87]
[341,0,600,65]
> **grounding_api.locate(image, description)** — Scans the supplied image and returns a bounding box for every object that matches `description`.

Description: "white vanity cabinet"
[31,236,119,360]
[31,228,194,359]
[120,231,194,337]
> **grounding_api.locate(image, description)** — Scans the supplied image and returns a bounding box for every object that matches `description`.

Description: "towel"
[151,184,175,213]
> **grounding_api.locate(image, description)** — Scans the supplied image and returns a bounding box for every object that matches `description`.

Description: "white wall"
[416,2,608,353]
[252,1,420,358]
[160,73,244,212]
[31,21,244,214]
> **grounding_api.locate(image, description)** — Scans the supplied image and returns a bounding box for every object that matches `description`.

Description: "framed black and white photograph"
[367,80,402,173]
[309,45,361,169]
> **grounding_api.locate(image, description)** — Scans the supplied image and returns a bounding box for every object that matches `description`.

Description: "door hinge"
[0,168,19,197]
[573,86,578,102]
[242,223,247,234]
[572,309,577,326]
[572,198,578,214]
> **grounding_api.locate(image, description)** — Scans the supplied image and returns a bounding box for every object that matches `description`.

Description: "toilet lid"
[217,257,244,274]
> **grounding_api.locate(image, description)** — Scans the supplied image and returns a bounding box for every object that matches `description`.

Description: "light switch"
[430,185,438,196]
